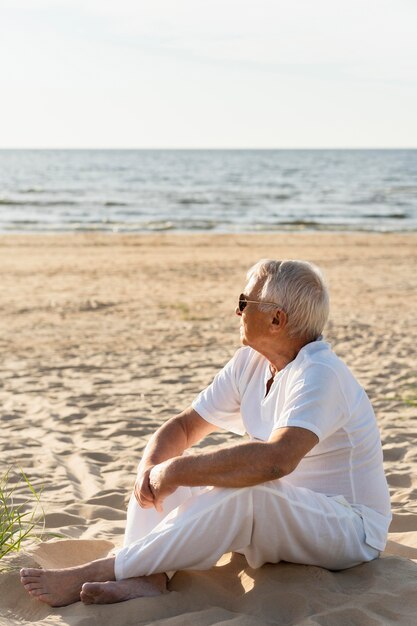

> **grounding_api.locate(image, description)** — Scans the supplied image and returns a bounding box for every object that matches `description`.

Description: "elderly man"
[21,259,391,606]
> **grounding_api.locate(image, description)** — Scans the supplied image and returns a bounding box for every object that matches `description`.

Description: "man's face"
[236,279,272,349]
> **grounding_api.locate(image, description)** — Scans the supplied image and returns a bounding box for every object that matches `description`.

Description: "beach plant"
[0,467,44,560]
[403,389,417,407]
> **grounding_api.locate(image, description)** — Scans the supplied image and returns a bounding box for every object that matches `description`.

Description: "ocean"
[0,149,416,233]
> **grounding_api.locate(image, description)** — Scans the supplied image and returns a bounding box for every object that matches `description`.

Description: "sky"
[1,0,416,148]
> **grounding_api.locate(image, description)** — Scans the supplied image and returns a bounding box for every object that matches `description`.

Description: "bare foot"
[20,556,115,607]
[81,573,168,604]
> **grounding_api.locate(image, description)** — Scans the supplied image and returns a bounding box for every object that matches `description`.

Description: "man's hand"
[132,408,218,510]
[134,466,155,509]
[149,461,177,513]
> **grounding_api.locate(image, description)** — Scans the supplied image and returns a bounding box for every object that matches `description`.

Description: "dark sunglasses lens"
[238,297,247,312]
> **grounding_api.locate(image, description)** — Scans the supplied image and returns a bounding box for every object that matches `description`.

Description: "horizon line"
[1,146,416,151]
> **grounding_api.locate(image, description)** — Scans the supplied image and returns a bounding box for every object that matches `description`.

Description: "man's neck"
[262,337,310,373]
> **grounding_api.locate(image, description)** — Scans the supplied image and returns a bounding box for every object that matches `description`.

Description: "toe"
[28,588,46,597]
[80,583,101,605]
[20,568,42,577]
[81,583,96,598]
[36,593,54,605]
[21,575,42,584]
[80,591,94,605]
[24,583,42,591]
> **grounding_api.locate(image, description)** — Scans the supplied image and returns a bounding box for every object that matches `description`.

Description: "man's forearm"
[135,417,190,508]
[140,407,217,473]
[149,426,317,508]
[162,441,287,489]
[136,407,219,508]
[140,417,189,470]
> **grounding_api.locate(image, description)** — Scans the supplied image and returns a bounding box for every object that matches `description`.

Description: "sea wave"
[363,212,409,219]
[0,149,416,233]
[2,217,415,234]
[0,199,78,207]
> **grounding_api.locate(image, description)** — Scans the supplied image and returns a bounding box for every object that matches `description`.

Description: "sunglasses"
[238,293,280,312]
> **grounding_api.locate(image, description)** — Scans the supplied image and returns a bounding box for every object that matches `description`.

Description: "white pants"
[114,478,379,580]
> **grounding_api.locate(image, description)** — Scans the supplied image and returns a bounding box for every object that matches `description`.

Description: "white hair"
[246,259,329,341]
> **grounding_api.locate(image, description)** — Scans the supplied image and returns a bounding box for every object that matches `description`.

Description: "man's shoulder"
[285,341,353,391]
[297,340,349,374]
[291,340,366,405]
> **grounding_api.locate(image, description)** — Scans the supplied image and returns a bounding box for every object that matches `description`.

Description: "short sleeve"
[192,351,245,435]
[272,363,349,441]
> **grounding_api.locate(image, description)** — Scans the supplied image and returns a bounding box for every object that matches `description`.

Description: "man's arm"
[149,425,318,511]
[134,406,220,507]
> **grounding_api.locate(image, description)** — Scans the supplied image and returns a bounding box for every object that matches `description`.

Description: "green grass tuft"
[402,386,417,407]
[403,394,417,407]
[0,467,44,560]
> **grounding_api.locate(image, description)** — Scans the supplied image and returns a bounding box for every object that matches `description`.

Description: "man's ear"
[272,309,286,328]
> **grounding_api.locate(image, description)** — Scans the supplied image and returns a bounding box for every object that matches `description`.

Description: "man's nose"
[235,306,242,317]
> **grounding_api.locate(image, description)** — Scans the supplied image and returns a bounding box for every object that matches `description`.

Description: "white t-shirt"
[192,340,391,551]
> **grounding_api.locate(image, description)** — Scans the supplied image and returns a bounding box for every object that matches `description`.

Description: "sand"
[0,232,416,625]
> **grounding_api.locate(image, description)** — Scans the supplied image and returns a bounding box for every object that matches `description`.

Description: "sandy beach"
[1,232,417,625]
